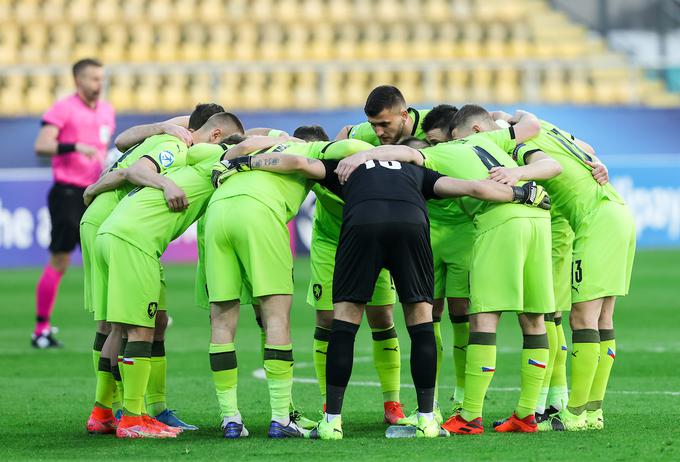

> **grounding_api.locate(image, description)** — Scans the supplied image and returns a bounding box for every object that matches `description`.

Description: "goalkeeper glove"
[511,181,551,210]
[210,156,253,188]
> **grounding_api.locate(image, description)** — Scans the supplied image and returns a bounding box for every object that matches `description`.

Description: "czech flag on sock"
[561,345,568,351]
[481,366,495,372]
[607,348,616,359]
[122,357,134,365]
[528,359,547,368]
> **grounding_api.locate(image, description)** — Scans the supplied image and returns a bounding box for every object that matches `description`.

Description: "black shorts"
[333,202,434,305]
[47,183,87,253]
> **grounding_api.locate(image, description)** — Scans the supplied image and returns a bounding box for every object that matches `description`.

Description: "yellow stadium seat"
[275,0,299,23]
[293,70,318,109]
[384,24,409,60]
[260,25,284,61]
[100,25,127,63]
[451,0,473,21]
[470,66,493,103]
[67,0,94,23]
[484,23,508,58]
[156,26,181,62]
[359,27,383,60]
[0,24,20,65]
[204,28,228,62]
[161,73,190,112]
[174,0,197,22]
[300,0,325,24]
[434,24,459,59]
[42,0,67,24]
[94,0,121,23]
[424,0,450,23]
[147,0,174,23]
[444,69,468,104]
[336,25,359,60]
[47,25,75,63]
[251,0,274,23]
[285,28,310,61]
[26,74,54,114]
[14,0,41,24]
[394,70,422,104]
[108,73,136,112]
[128,28,154,62]
[21,26,48,64]
[135,74,162,112]
[410,24,435,60]
[72,24,101,63]
[309,27,333,60]
[460,24,483,59]
[344,70,370,107]
[422,69,445,103]
[328,0,351,23]
[240,71,267,110]
[567,70,592,104]
[541,67,568,104]
[55,71,75,100]
[0,75,27,115]
[218,72,242,109]
[493,68,520,104]
[267,72,294,109]
[188,74,214,108]
[375,0,401,24]
[232,24,257,61]
[509,25,531,58]
[123,0,146,22]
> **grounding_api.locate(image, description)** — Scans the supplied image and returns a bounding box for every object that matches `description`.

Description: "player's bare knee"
[366,305,394,329]
[469,312,500,332]
[96,320,111,335]
[127,326,154,343]
[447,297,469,317]
[403,301,433,326]
[570,299,602,330]
[598,297,616,329]
[316,310,334,329]
[49,253,70,273]
[518,313,545,335]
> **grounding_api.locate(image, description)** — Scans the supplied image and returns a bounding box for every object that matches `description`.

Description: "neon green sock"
[537,316,558,414]
[516,334,550,419]
[111,363,123,413]
[146,341,167,416]
[587,329,616,411]
[94,357,115,409]
[460,332,496,422]
[92,332,107,377]
[264,344,294,422]
[567,329,600,415]
[121,341,152,416]
[548,317,569,409]
[433,317,442,402]
[210,342,239,419]
[313,327,330,403]
[371,325,400,403]
[451,315,469,403]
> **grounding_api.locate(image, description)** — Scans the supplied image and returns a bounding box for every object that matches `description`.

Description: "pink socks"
[35,265,63,335]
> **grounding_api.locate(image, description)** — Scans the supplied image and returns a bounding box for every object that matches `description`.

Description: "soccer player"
[338,106,560,434]
[92,119,245,438]
[488,112,635,431]
[83,111,240,434]
[421,104,459,145]
[329,85,434,422]
[206,138,378,438]
[216,146,550,440]
[113,103,226,152]
[32,58,115,348]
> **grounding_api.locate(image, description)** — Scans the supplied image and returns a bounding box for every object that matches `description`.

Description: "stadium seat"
[186,26,210,62]
[128,28,154,63]
[26,74,54,114]
[0,74,27,115]
[155,26,181,62]
[108,73,136,112]
[135,73,162,112]
[188,74,214,109]
[162,73,190,112]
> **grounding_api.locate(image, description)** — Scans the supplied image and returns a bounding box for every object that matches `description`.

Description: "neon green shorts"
[431,220,475,299]
[469,217,555,314]
[306,220,395,310]
[205,195,293,302]
[93,233,161,327]
[81,221,98,314]
[571,201,636,303]
[551,215,574,312]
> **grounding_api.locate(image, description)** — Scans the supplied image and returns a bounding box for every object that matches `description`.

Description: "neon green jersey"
[347,107,431,146]
[210,139,373,223]
[98,143,228,259]
[516,120,624,229]
[80,134,189,228]
[421,128,549,232]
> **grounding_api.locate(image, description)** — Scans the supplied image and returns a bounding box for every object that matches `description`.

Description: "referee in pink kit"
[32,58,116,348]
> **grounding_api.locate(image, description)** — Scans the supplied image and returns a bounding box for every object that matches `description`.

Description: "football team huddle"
[82,85,635,440]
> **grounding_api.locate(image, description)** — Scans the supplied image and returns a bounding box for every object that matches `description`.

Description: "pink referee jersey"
[42,93,116,188]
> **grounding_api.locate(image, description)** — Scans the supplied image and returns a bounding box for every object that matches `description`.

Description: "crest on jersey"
[147,302,158,319]
[313,284,322,301]
[159,151,175,168]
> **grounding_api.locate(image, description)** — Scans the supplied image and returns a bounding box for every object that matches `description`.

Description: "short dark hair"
[204,112,245,135]
[422,104,458,133]
[220,134,247,145]
[397,136,430,149]
[364,85,406,117]
[72,58,102,78]
[293,125,329,142]
[189,103,226,130]
[448,104,492,134]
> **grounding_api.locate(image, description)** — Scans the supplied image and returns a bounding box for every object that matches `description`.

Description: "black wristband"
[57,143,76,155]
[511,185,525,203]
[232,156,252,171]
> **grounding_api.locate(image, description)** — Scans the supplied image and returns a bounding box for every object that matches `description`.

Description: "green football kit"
[80,134,188,319]
[93,143,227,327]
[204,139,373,304]
[421,128,555,315]
[517,120,635,304]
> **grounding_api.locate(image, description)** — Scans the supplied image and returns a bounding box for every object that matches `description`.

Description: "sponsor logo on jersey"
[147,302,158,318]
[159,150,175,168]
[528,359,547,369]
[481,366,495,372]
[313,284,322,301]
[607,347,616,359]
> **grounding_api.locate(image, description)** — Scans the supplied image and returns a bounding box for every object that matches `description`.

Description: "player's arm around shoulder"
[509,109,541,143]
[114,116,192,152]
[488,149,562,186]
[213,154,327,187]
[222,135,291,160]
[124,157,188,212]
[334,125,353,140]
[335,145,424,184]
[83,169,128,206]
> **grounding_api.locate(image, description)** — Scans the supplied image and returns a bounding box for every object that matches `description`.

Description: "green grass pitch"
[1,250,679,461]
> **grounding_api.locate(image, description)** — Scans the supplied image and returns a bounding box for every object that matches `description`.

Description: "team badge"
[147,302,158,319]
[313,284,322,301]
[159,150,175,168]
